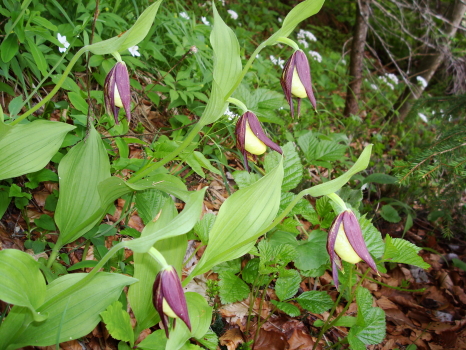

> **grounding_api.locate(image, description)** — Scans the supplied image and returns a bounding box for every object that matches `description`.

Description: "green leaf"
[34,214,56,231]
[270,300,301,317]
[265,142,303,192]
[137,329,167,350]
[210,2,241,99]
[0,186,11,219]
[218,271,250,304]
[0,120,75,181]
[25,168,58,189]
[55,125,111,248]
[213,259,241,274]
[242,258,268,286]
[347,332,367,350]
[298,132,347,164]
[352,307,386,345]
[166,292,213,350]
[0,250,46,321]
[356,287,373,315]
[296,291,333,314]
[269,0,325,42]
[25,38,47,77]
[1,34,19,63]
[384,236,430,269]
[380,205,401,223]
[189,158,284,279]
[8,95,23,117]
[195,329,219,350]
[275,269,301,301]
[183,151,221,178]
[363,173,398,185]
[359,214,385,259]
[294,230,329,271]
[86,0,163,55]
[193,213,216,245]
[135,189,167,225]
[68,92,89,114]
[100,301,134,344]
[6,272,136,348]
[305,145,373,197]
[232,170,261,189]
[453,258,466,271]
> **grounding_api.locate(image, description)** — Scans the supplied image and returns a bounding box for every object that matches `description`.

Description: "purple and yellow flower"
[327,210,378,288]
[235,111,282,172]
[280,50,316,118]
[152,266,191,338]
[104,62,131,124]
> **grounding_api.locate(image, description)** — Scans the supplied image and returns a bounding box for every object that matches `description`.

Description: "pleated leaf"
[8,272,136,348]
[0,250,46,322]
[0,120,75,181]
[189,158,284,278]
[54,125,111,248]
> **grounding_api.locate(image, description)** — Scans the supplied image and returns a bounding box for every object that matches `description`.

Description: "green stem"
[148,247,169,268]
[326,193,348,213]
[276,37,300,51]
[226,97,248,114]
[11,46,88,126]
[355,271,426,293]
[129,122,203,183]
[46,245,61,269]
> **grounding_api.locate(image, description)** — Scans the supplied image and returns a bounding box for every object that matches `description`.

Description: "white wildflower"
[418,113,428,123]
[201,16,210,25]
[342,59,346,64]
[225,108,238,121]
[228,10,238,20]
[386,82,394,90]
[128,46,141,57]
[308,50,322,63]
[218,0,225,6]
[385,73,398,85]
[269,55,284,69]
[378,76,387,83]
[370,84,378,90]
[278,17,283,23]
[298,39,309,49]
[179,12,190,20]
[417,76,428,88]
[297,29,317,42]
[57,33,70,53]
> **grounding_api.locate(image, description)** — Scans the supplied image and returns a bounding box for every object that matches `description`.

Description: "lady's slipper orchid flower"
[280,50,317,118]
[235,111,282,172]
[104,62,131,124]
[152,266,191,338]
[327,210,378,288]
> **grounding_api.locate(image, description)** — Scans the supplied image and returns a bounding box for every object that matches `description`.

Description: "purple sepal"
[104,62,131,124]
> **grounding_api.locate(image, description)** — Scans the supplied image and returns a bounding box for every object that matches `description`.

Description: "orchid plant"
[0,0,430,349]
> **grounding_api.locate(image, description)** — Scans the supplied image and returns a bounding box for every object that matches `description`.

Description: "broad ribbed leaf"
[270,300,301,317]
[0,250,46,321]
[275,269,301,301]
[188,158,284,280]
[0,120,75,181]
[55,126,110,248]
[8,273,136,348]
[297,291,333,314]
[166,292,213,350]
[265,142,303,192]
[210,2,241,99]
[218,272,250,304]
[268,0,325,43]
[384,236,430,269]
[86,0,163,55]
[100,301,134,344]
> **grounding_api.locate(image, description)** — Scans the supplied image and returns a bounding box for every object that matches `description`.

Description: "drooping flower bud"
[280,50,316,118]
[327,210,378,288]
[152,266,191,338]
[235,111,282,172]
[104,62,131,124]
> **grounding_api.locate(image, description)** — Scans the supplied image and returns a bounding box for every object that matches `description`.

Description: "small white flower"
[278,17,283,23]
[416,76,428,88]
[378,76,387,83]
[308,50,322,63]
[228,10,238,20]
[219,0,226,6]
[128,46,140,57]
[386,82,394,90]
[418,113,428,123]
[342,59,347,64]
[297,29,317,42]
[225,108,238,121]
[269,55,284,68]
[179,12,190,20]
[370,84,378,90]
[298,39,309,48]
[385,73,398,85]
[57,33,70,53]
[201,16,210,25]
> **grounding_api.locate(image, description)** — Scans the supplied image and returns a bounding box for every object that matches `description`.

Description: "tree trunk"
[343,0,371,117]
[386,0,466,122]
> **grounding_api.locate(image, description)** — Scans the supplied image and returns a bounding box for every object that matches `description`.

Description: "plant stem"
[326,193,348,213]
[11,46,88,126]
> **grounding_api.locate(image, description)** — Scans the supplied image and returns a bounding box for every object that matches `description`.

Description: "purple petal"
[342,211,378,274]
[280,54,296,118]
[327,213,345,289]
[295,50,317,109]
[235,114,250,171]
[245,112,282,155]
[114,62,132,122]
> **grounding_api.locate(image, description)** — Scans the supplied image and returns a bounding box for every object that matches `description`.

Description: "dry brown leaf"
[219,328,245,350]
